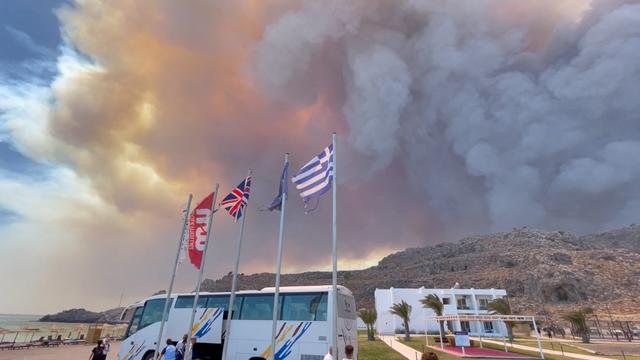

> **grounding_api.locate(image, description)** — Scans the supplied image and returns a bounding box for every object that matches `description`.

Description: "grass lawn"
[514,339,640,360]
[512,339,593,355]
[358,333,407,360]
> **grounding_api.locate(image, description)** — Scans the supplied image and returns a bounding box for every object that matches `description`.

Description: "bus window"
[204,295,229,309]
[125,306,144,337]
[175,295,207,309]
[281,293,327,321]
[239,295,273,320]
[204,295,242,319]
[138,298,173,330]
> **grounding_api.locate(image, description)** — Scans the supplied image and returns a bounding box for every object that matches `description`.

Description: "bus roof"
[130,285,353,306]
[260,285,352,295]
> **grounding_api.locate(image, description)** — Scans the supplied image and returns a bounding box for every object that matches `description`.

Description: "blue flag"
[268,162,289,211]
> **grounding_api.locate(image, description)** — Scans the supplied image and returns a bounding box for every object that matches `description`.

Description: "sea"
[0,314,126,343]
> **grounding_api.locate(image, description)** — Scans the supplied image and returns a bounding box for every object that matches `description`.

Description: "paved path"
[574,342,640,356]
[379,335,423,360]
[430,344,531,358]
[0,342,120,360]
[478,338,612,360]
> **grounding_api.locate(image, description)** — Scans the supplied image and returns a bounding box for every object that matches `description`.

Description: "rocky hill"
[578,225,640,253]
[39,307,124,323]
[201,225,640,320]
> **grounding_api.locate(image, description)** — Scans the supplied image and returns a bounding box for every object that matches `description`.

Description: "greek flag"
[292,144,334,205]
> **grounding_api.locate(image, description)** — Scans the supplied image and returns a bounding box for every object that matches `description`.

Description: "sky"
[1,0,639,314]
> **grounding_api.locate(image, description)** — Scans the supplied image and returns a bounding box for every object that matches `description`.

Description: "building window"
[478,298,490,310]
[442,297,450,305]
[483,322,494,333]
[460,321,471,332]
[457,297,470,310]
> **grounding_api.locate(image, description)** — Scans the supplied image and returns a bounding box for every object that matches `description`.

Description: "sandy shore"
[0,342,121,360]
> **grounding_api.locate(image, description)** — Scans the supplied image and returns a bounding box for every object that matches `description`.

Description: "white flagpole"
[331,132,338,358]
[154,193,193,358]
[221,170,252,360]
[270,153,288,360]
[186,184,219,360]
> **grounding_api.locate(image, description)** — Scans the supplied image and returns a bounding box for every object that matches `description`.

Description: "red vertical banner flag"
[188,192,214,269]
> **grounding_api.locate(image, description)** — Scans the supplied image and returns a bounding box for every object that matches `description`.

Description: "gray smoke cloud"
[255,0,640,236]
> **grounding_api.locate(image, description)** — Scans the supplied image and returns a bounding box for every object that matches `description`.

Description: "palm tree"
[358,308,377,341]
[562,308,593,343]
[389,300,412,341]
[421,294,446,336]
[487,298,514,342]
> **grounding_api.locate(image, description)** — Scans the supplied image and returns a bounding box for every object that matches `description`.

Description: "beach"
[0,314,127,359]
[0,342,121,360]
[0,314,126,345]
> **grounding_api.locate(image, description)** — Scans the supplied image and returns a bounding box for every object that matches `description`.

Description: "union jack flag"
[220,176,251,221]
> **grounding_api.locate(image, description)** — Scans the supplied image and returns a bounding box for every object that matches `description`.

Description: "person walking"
[189,336,200,360]
[323,346,333,360]
[157,338,177,360]
[342,345,354,360]
[89,340,106,360]
[176,334,188,360]
[102,336,111,359]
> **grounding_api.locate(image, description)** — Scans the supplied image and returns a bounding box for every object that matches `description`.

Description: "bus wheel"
[142,350,156,360]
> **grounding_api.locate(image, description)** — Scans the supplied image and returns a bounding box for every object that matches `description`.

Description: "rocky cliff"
[201,225,640,319]
[39,307,124,323]
[44,226,639,322]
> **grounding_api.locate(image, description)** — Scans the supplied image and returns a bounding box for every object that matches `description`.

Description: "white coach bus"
[118,285,357,360]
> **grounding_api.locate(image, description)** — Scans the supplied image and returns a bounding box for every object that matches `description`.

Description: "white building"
[375,287,509,337]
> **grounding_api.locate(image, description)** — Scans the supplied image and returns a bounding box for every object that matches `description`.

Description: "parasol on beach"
[0,327,11,343]
[72,325,86,339]
[21,327,40,343]
[47,325,65,340]
[9,329,20,344]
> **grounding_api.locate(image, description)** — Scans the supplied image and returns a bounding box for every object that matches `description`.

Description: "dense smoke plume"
[255,0,640,233]
[1,0,639,313]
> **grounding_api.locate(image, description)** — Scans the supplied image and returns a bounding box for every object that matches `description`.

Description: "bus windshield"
[125,306,143,338]
[138,298,173,330]
[125,298,173,338]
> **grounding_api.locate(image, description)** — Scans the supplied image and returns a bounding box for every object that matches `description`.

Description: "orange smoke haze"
[1,0,403,313]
